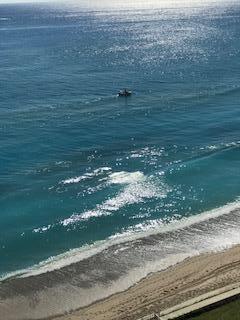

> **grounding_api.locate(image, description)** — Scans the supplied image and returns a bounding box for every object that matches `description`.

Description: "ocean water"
[1,0,240,318]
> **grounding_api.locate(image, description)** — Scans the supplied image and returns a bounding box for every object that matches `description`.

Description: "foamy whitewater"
[1,0,240,319]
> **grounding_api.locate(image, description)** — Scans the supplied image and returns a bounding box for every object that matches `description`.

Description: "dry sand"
[53,245,240,320]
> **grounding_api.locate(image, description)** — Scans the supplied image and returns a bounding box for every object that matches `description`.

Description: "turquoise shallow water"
[0,2,240,316]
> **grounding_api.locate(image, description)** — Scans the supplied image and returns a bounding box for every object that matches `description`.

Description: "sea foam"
[61,171,166,225]
[2,199,240,281]
[61,167,112,184]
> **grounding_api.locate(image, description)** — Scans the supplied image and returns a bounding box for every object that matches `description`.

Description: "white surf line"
[2,199,240,281]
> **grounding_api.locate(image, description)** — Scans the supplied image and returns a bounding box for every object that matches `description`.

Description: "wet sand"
[53,245,240,320]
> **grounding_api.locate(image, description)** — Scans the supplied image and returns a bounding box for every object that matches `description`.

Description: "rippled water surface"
[0,2,240,314]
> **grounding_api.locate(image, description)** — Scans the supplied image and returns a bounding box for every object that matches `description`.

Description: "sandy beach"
[2,2,240,320]
[53,245,240,320]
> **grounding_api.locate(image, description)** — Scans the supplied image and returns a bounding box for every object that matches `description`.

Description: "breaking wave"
[2,199,240,281]
[61,171,167,225]
[61,167,112,184]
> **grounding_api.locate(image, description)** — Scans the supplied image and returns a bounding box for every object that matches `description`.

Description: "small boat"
[118,89,132,97]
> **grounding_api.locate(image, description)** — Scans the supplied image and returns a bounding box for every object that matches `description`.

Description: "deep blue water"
[1,0,240,283]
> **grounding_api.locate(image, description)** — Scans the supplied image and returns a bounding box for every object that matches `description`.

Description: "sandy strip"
[52,245,240,320]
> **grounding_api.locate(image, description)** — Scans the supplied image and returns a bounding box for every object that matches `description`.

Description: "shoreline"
[52,244,240,320]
